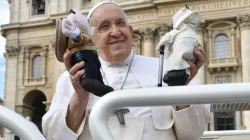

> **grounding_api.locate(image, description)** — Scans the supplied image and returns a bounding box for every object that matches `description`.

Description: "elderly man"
[42,2,210,140]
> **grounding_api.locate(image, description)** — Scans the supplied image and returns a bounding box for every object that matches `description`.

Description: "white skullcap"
[87,1,120,21]
[172,7,200,29]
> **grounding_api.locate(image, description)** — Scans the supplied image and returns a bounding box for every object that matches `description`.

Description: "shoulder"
[134,55,159,64]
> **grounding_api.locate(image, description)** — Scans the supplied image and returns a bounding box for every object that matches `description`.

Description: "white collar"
[99,51,134,69]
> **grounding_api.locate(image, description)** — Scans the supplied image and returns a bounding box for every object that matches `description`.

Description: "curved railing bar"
[89,83,250,140]
[0,105,46,140]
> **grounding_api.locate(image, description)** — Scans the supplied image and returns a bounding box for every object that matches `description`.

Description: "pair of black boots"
[71,50,114,97]
[163,70,189,86]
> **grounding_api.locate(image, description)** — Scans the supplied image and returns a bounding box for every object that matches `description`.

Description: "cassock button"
[118,76,123,80]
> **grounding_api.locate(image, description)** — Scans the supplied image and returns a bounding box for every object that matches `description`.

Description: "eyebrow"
[96,18,126,27]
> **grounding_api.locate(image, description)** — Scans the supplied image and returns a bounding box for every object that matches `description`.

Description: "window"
[32,56,42,78]
[214,34,230,59]
[214,111,235,130]
[213,75,235,130]
[215,75,232,84]
[32,0,45,15]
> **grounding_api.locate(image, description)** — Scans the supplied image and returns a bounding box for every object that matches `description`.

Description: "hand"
[64,49,89,96]
[62,13,80,38]
[156,32,170,51]
[72,9,92,36]
[185,44,206,85]
[63,49,90,132]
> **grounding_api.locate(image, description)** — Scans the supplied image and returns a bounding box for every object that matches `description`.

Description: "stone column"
[208,30,213,59]
[235,111,241,130]
[231,27,236,57]
[243,111,250,129]
[4,46,20,140]
[193,23,205,85]
[157,24,171,58]
[139,28,156,57]
[132,33,142,55]
[238,14,250,82]
[238,14,250,130]
[41,46,48,84]
[209,112,215,131]
[24,48,30,85]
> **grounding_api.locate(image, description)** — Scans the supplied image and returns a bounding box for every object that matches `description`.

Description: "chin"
[111,50,126,57]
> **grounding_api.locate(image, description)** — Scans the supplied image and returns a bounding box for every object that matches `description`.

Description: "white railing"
[0,83,250,140]
[0,105,46,140]
[203,130,250,137]
[89,83,250,140]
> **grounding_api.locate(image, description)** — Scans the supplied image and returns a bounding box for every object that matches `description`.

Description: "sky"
[0,0,10,100]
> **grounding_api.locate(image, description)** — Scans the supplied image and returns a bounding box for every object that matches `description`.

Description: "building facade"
[1,0,250,139]
[0,97,3,138]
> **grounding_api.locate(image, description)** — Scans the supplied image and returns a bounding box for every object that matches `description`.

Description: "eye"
[117,21,125,26]
[99,24,109,32]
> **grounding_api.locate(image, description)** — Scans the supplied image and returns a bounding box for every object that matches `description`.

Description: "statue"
[156,6,200,86]
[55,9,114,97]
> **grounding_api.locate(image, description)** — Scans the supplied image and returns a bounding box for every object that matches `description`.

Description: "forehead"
[91,4,126,24]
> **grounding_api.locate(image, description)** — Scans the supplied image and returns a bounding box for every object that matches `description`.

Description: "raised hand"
[62,13,80,38]
[70,9,92,37]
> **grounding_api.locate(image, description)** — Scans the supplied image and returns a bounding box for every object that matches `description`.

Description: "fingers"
[195,44,206,58]
[187,60,198,76]
[186,60,198,85]
[71,69,85,84]
[62,18,75,36]
[71,69,87,95]
[69,61,85,77]
[63,49,72,71]
[194,47,205,69]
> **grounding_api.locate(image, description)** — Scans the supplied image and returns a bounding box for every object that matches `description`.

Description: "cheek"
[94,34,108,47]
[122,29,132,42]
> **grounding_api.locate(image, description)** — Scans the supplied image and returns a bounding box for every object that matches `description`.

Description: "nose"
[110,25,121,37]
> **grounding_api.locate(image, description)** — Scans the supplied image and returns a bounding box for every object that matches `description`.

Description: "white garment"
[42,53,210,140]
[156,7,200,76]
[157,24,198,76]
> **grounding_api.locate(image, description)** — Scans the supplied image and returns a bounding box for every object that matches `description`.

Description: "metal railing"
[89,83,250,140]
[0,105,46,140]
[203,130,250,137]
[0,83,250,140]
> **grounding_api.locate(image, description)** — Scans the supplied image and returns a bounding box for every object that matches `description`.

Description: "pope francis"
[42,2,210,140]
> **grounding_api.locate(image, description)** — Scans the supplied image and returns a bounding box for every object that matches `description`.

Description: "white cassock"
[42,50,210,140]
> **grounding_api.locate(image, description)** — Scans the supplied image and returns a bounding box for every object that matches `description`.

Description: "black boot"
[71,50,114,97]
[163,70,189,86]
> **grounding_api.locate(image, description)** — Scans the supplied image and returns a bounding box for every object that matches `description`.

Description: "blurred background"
[1,0,250,139]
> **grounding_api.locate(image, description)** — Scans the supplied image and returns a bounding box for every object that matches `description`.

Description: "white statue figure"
[156,6,200,86]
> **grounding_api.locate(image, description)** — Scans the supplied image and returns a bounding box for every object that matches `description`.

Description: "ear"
[129,25,133,35]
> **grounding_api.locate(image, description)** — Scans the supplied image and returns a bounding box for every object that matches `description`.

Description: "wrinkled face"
[90,4,133,64]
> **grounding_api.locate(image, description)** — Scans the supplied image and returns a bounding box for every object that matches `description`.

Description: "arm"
[42,71,89,140]
[42,49,90,140]
[172,104,210,140]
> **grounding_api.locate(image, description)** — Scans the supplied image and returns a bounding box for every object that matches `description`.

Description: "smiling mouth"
[109,40,125,44]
